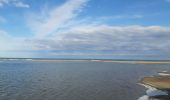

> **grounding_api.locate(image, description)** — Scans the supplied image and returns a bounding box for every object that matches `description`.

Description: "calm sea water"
[0,60,170,100]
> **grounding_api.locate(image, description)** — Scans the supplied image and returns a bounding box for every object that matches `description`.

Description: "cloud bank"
[30,25,170,55]
[0,0,29,8]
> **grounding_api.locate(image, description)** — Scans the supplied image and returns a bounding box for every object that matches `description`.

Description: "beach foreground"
[139,72,170,100]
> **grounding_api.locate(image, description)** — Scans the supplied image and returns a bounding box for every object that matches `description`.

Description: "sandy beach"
[31,59,170,64]
[140,76,170,90]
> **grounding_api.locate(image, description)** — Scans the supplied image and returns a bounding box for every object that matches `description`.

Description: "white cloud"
[0,0,7,7]
[0,2,3,7]
[0,0,29,8]
[0,30,15,51]
[14,1,29,8]
[28,0,88,38]
[100,14,144,20]
[0,29,33,51]
[0,29,9,37]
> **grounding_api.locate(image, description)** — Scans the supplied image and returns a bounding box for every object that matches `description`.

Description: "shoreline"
[0,58,170,64]
[21,60,170,64]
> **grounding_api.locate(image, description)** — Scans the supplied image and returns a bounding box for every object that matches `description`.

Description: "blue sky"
[0,0,170,59]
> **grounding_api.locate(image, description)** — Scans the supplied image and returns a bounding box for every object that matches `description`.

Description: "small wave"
[158,71,170,76]
[138,88,169,100]
[146,88,168,97]
[138,95,149,100]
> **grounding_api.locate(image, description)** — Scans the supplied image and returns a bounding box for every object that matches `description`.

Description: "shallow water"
[0,60,170,100]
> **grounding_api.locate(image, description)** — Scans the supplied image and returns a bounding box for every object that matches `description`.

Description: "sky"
[0,0,170,59]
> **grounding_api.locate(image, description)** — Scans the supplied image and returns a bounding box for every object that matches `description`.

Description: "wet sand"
[140,76,170,90]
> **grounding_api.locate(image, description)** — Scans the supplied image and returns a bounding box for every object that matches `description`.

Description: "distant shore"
[135,61,170,64]
[21,59,170,64]
[31,59,170,64]
[0,58,170,64]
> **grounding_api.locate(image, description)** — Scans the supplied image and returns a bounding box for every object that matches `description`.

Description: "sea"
[0,59,170,100]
